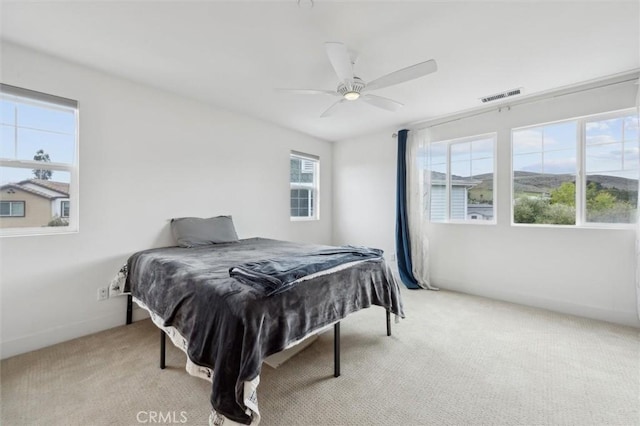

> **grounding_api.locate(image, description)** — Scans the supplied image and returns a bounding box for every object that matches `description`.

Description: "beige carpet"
[1,288,639,426]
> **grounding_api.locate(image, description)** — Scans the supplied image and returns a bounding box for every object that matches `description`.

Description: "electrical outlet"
[97,287,109,301]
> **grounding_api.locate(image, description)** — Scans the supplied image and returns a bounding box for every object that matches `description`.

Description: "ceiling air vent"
[480,88,522,103]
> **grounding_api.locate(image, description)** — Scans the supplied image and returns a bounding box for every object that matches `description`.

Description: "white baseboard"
[1,311,123,359]
[436,281,640,328]
[0,305,150,360]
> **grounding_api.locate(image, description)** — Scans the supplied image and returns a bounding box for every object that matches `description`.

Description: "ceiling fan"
[278,42,437,117]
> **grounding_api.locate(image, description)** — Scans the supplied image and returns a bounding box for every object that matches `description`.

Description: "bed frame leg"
[160,330,166,369]
[334,322,340,378]
[126,295,133,325]
[386,310,391,336]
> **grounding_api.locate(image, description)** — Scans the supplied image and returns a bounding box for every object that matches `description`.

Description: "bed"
[111,236,404,425]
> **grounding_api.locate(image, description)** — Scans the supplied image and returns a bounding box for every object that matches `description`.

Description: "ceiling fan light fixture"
[337,77,365,101]
[297,0,313,9]
[343,91,360,101]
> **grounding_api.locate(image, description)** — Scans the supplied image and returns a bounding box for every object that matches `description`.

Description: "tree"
[32,149,52,180]
[550,182,575,206]
[513,197,548,223]
[587,191,616,212]
[542,203,576,225]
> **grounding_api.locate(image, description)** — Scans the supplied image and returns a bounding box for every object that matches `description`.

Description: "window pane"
[543,122,577,151]
[290,158,302,184]
[513,128,542,155]
[543,149,576,174]
[0,166,71,228]
[16,128,75,164]
[0,124,15,159]
[623,139,639,171]
[586,142,623,173]
[428,135,495,223]
[513,152,543,174]
[450,160,470,178]
[471,157,493,177]
[586,170,638,224]
[585,115,638,225]
[450,141,470,162]
[471,138,493,159]
[1,97,76,164]
[0,202,9,216]
[624,115,638,142]
[468,153,494,221]
[12,201,25,216]
[586,117,623,145]
[513,123,576,225]
[0,100,16,125]
[17,103,76,135]
[290,155,317,219]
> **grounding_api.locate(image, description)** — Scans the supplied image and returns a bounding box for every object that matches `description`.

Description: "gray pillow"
[171,215,239,248]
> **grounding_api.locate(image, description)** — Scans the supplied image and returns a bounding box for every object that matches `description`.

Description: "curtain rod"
[408,70,640,131]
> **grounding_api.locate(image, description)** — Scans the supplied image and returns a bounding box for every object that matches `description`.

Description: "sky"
[513,114,639,179]
[0,97,76,185]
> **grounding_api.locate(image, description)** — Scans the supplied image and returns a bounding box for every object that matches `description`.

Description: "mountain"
[467,171,637,195]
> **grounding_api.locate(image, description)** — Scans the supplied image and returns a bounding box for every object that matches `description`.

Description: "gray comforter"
[124,238,404,424]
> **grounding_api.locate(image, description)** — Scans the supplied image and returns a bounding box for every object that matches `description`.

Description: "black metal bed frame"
[126,294,391,378]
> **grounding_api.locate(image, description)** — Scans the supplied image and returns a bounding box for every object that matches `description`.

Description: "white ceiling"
[1,1,638,141]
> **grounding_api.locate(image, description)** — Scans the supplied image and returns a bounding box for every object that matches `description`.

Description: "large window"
[428,134,496,223]
[512,108,638,226]
[290,152,319,220]
[0,84,78,235]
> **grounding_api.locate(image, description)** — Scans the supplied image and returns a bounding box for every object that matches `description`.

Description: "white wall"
[334,79,640,328]
[333,128,398,259]
[0,42,333,358]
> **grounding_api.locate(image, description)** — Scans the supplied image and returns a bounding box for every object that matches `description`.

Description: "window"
[290,152,319,220]
[427,134,496,223]
[61,200,70,218]
[0,84,78,235]
[0,201,25,217]
[512,108,638,226]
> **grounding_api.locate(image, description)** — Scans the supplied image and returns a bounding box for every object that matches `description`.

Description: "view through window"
[290,152,319,220]
[428,134,496,223]
[512,109,638,226]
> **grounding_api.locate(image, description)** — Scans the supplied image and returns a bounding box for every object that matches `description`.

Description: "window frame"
[0,84,79,237]
[428,132,498,225]
[290,151,319,221]
[510,107,638,229]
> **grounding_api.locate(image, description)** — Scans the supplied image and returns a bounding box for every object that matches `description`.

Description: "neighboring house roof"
[0,179,69,200]
[23,179,69,195]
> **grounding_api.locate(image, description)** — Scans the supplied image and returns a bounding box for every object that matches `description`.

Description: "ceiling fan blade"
[366,59,437,91]
[276,88,338,96]
[325,42,354,83]
[361,94,404,112]
[320,99,347,118]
